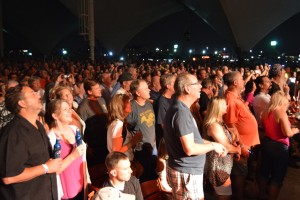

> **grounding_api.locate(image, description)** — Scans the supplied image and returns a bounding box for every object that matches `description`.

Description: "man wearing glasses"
[163,73,227,200]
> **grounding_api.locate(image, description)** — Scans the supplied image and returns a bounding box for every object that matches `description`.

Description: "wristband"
[42,164,49,174]
[211,142,215,150]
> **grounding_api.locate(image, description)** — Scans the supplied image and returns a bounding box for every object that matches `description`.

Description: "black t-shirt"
[199,91,210,118]
[0,115,57,200]
[102,176,143,200]
[150,90,161,102]
[156,95,173,125]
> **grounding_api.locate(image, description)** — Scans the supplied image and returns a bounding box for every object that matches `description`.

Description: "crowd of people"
[0,58,300,200]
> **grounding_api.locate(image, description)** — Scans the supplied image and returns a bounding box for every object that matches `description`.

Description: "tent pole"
[88,0,95,64]
[0,0,4,58]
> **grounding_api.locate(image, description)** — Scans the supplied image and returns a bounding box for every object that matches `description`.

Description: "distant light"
[182,60,185,63]
[174,44,178,49]
[206,46,209,50]
[23,50,28,53]
[223,47,226,51]
[189,49,193,54]
[277,56,281,59]
[202,50,206,54]
[168,59,173,63]
[192,57,196,61]
[270,41,277,46]
[214,51,218,55]
[104,54,107,57]
[108,51,113,56]
[155,48,159,52]
[28,52,32,56]
[249,50,252,53]
[174,49,177,52]
[260,50,263,53]
[251,56,254,59]
[120,57,124,61]
[62,49,67,55]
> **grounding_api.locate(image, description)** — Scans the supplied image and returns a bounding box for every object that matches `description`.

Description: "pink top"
[245,92,255,107]
[59,129,84,199]
[262,111,289,146]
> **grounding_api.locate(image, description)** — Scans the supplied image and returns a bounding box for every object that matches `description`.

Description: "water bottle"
[53,138,61,158]
[75,128,83,147]
[134,130,143,151]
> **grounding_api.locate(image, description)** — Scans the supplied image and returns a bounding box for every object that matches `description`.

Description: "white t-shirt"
[107,119,133,160]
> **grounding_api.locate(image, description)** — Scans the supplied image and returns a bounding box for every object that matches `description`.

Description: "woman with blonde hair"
[259,91,299,200]
[51,85,86,134]
[203,97,241,200]
[107,94,142,161]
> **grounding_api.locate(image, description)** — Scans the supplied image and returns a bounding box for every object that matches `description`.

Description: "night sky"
[126,10,300,55]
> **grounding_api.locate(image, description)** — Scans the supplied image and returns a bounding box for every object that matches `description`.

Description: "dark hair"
[105,151,128,171]
[201,78,212,89]
[254,75,267,96]
[5,85,24,114]
[45,99,66,128]
[244,80,255,100]
[84,78,98,94]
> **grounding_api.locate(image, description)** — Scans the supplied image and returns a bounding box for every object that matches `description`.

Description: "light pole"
[271,40,277,64]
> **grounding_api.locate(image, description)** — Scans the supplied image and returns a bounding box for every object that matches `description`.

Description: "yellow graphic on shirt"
[140,110,155,127]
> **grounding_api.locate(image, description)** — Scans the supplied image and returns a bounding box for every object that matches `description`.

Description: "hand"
[212,142,228,157]
[283,84,290,94]
[68,74,75,85]
[236,145,242,155]
[72,143,86,158]
[45,158,62,174]
[241,147,249,158]
[132,132,143,146]
[56,74,64,83]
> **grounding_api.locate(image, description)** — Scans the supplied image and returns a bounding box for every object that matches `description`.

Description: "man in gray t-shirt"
[163,73,227,200]
[126,79,156,154]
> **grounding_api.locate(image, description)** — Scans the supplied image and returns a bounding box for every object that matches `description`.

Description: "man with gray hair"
[163,73,227,200]
[223,71,260,200]
[268,64,290,99]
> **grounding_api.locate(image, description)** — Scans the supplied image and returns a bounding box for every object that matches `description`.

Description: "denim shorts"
[260,137,289,186]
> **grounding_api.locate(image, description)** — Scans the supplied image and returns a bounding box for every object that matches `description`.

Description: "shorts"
[167,165,204,200]
[214,177,232,196]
